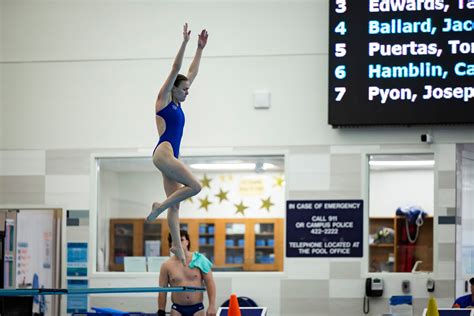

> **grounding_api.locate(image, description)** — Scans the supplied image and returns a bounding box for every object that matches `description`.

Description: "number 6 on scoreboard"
[334,65,346,79]
[335,87,346,101]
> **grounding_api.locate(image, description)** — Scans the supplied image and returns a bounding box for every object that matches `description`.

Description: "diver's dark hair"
[168,230,190,250]
[174,74,188,87]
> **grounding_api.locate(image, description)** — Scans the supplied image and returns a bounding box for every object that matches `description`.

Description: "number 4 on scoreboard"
[335,87,346,101]
[335,21,347,35]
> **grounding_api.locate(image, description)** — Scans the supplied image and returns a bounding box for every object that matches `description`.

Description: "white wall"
[0,0,3,148]
[1,0,474,151]
[0,0,324,149]
[0,1,468,315]
[370,169,434,217]
[0,61,3,148]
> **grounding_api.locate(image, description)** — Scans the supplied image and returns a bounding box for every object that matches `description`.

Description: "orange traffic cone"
[228,293,241,316]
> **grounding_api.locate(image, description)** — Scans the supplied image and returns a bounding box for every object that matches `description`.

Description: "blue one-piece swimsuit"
[154,101,185,159]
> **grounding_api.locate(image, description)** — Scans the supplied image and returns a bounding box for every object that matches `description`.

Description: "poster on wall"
[4,219,15,288]
[286,200,363,257]
[67,279,88,313]
[16,210,55,316]
[67,243,88,277]
[16,242,31,286]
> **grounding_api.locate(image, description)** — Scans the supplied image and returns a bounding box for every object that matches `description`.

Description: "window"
[368,154,434,273]
[94,155,285,272]
[457,145,474,275]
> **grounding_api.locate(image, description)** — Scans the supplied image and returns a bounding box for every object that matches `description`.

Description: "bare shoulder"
[156,95,170,112]
[164,257,176,266]
[160,258,173,271]
[163,257,182,270]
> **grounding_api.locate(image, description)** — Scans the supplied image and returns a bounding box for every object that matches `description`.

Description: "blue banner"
[67,242,88,277]
[67,279,88,313]
[286,200,363,257]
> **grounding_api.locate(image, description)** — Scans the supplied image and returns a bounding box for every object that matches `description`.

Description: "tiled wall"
[283,144,457,316]
[455,144,474,298]
[0,144,459,316]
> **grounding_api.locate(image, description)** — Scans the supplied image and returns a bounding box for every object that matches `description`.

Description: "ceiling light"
[189,162,279,171]
[369,160,435,167]
[190,163,257,170]
[262,163,277,170]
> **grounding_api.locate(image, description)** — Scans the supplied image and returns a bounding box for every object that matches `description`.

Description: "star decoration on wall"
[260,197,274,212]
[200,174,212,189]
[273,175,285,188]
[185,196,194,204]
[234,201,248,216]
[215,189,229,203]
[198,196,212,211]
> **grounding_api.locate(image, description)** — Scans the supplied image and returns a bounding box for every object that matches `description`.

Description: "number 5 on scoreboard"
[335,43,346,57]
[335,87,346,101]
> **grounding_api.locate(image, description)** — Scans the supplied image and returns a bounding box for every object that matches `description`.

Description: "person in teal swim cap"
[157,230,216,316]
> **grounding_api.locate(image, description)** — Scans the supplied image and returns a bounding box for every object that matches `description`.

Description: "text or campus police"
[286,200,363,257]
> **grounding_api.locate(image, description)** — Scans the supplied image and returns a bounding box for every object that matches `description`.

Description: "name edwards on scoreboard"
[369,0,473,12]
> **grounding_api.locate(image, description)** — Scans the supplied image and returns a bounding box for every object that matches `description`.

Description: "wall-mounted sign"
[67,242,88,277]
[67,279,88,313]
[286,200,363,257]
[239,177,265,196]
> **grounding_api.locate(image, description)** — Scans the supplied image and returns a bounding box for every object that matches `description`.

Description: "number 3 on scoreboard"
[335,87,346,102]
[335,0,347,13]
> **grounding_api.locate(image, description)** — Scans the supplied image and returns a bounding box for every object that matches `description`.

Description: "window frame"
[89,150,289,279]
[363,150,437,276]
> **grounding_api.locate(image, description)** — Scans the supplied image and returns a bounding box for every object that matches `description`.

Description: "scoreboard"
[328,0,474,126]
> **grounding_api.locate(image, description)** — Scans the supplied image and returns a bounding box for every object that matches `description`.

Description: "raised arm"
[157,263,170,315]
[186,29,208,85]
[203,270,217,316]
[156,23,191,112]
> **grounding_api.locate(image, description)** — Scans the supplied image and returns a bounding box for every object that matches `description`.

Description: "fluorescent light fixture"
[190,163,256,170]
[369,160,435,167]
[189,163,278,171]
[262,163,278,170]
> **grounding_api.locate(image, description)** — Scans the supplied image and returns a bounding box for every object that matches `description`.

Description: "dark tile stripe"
[438,216,456,225]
